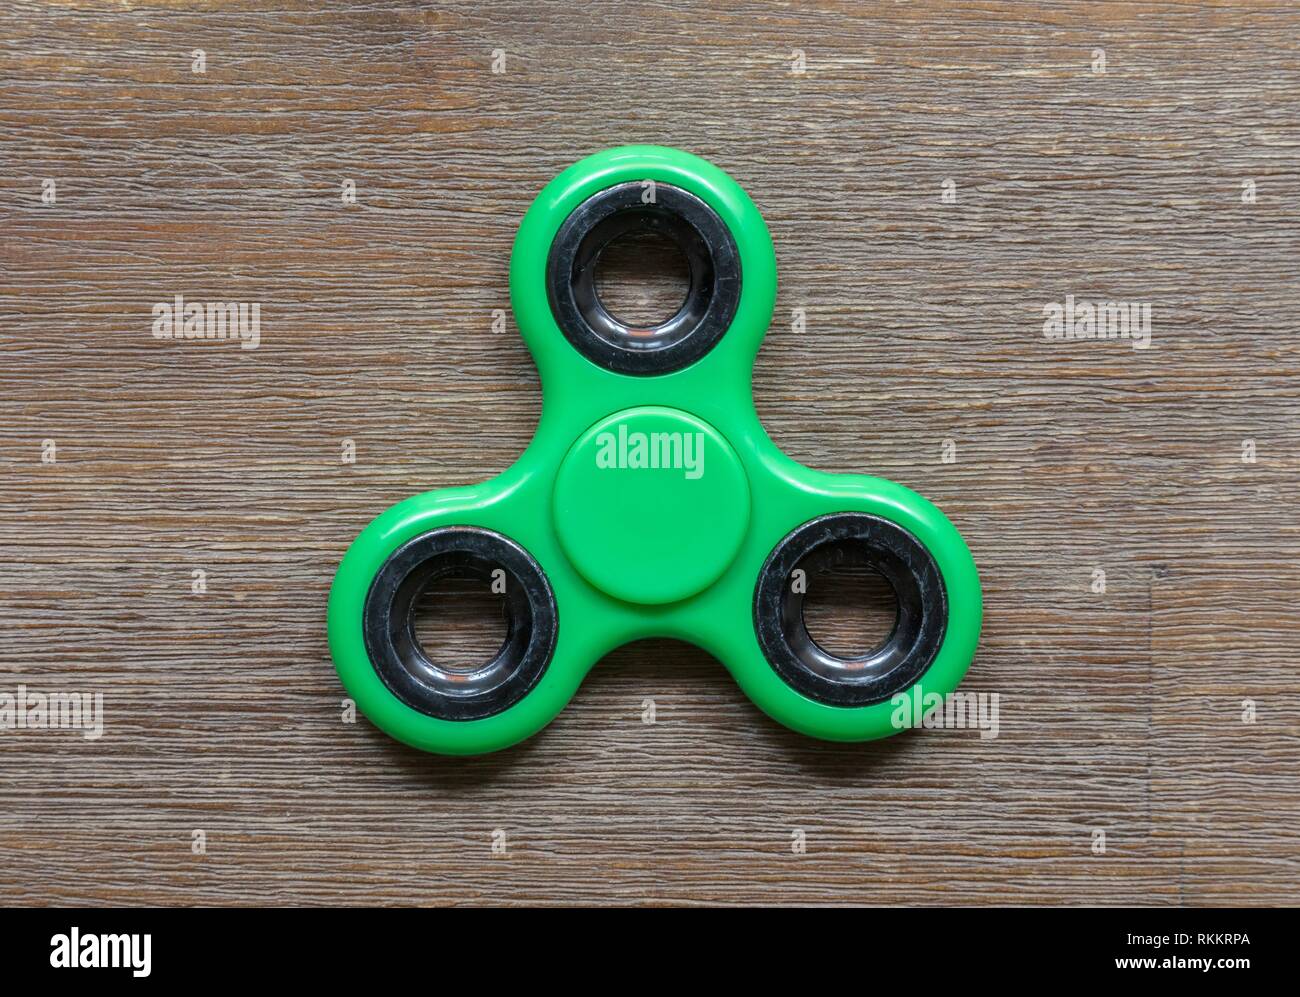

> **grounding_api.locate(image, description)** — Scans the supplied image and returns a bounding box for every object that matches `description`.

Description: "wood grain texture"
[1,0,1298,906]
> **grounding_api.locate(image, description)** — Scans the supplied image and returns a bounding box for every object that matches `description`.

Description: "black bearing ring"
[545,181,742,375]
[363,527,558,721]
[754,513,948,707]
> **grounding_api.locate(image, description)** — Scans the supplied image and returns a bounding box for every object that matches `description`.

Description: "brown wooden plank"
[1,0,1297,906]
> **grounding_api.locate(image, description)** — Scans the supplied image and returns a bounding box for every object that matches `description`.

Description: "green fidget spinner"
[328,145,982,755]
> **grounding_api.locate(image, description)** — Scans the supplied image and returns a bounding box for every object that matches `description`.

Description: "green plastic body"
[328,145,982,755]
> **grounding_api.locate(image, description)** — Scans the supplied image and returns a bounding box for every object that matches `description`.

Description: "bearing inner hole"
[410,568,511,672]
[798,550,900,660]
[594,226,692,329]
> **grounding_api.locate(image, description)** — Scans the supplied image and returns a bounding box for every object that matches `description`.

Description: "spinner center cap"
[552,406,750,605]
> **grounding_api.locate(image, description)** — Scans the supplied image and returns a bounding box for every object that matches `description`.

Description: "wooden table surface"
[2,0,1298,906]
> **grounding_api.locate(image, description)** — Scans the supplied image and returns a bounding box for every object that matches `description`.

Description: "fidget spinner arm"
[329,145,982,755]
